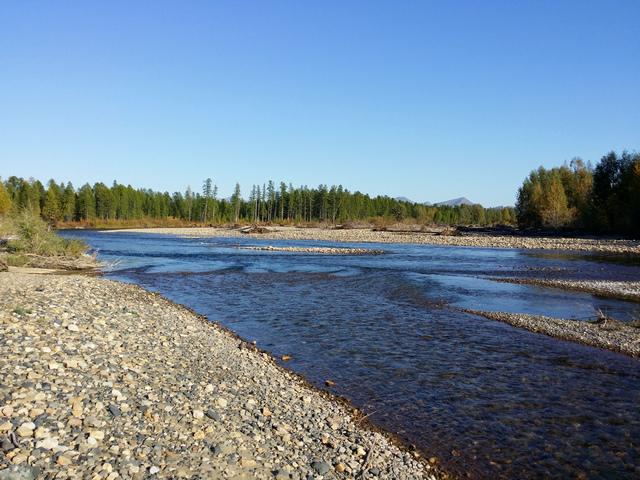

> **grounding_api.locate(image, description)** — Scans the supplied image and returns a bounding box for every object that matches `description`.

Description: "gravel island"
[491,277,640,302]
[0,271,438,480]
[237,246,385,255]
[104,226,640,255]
[463,309,640,358]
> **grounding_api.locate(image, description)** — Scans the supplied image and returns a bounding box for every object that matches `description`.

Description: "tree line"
[516,150,640,236]
[0,176,516,227]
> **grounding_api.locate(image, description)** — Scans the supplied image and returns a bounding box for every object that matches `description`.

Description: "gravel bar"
[104,227,640,255]
[0,271,440,480]
[237,246,384,255]
[490,278,640,302]
[463,309,640,358]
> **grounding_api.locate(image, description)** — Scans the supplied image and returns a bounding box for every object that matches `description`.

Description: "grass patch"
[6,253,30,267]
[12,306,32,316]
[3,211,88,258]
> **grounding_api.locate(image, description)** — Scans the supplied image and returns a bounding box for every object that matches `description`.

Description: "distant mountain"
[434,197,474,207]
[393,196,475,207]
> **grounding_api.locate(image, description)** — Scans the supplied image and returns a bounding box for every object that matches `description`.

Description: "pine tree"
[212,184,218,223]
[279,182,287,220]
[267,180,275,222]
[202,178,212,223]
[231,183,242,223]
[185,186,193,222]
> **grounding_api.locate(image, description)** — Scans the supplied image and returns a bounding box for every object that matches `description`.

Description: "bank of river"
[105,226,640,255]
[0,271,436,479]
[52,230,640,479]
[491,277,640,303]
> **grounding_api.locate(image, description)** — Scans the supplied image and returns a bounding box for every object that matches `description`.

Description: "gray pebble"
[0,465,41,480]
[311,461,331,475]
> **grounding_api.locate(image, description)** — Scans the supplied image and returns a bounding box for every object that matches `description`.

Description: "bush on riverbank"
[1,210,88,263]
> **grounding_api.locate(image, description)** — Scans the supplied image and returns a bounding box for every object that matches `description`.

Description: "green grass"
[12,306,32,316]
[5,253,29,267]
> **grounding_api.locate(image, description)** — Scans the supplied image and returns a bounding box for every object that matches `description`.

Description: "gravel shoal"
[0,271,439,480]
[237,246,384,255]
[463,309,640,358]
[491,278,640,302]
[104,227,640,254]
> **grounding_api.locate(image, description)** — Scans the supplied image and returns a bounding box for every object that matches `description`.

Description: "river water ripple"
[61,231,640,479]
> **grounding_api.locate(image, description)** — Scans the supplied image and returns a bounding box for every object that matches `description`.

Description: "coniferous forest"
[0,177,515,227]
[1,149,638,235]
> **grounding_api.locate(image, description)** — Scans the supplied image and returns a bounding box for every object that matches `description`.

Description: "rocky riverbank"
[463,309,640,358]
[0,271,439,480]
[104,227,640,254]
[491,278,640,303]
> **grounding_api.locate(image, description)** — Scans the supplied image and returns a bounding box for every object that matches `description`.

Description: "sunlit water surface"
[61,231,640,479]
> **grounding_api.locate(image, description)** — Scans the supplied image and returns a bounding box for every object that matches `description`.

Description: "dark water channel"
[61,231,640,479]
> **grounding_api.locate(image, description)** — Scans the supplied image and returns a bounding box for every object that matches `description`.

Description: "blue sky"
[1,1,638,206]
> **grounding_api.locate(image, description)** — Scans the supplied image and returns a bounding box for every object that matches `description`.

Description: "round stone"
[312,461,331,475]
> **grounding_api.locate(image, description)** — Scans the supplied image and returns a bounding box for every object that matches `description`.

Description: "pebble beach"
[0,271,438,480]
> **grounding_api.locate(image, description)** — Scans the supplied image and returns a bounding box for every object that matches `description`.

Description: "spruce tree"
[42,181,62,224]
[61,183,76,221]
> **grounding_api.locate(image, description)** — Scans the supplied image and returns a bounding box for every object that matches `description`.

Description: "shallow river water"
[61,231,640,479]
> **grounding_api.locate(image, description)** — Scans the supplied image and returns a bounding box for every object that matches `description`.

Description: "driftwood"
[6,253,99,271]
[438,227,461,236]
[238,225,271,234]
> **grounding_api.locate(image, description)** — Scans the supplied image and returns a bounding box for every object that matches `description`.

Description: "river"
[60,230,640,479]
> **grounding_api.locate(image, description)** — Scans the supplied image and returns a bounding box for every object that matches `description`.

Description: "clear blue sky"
[1,1,638,206]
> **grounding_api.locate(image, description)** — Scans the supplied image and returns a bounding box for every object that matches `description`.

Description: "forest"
[0,176,515,228]
[516,150,640,236]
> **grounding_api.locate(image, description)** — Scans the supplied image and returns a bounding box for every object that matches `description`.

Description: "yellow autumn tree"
[0,182,12,217]
[541,174,573,228]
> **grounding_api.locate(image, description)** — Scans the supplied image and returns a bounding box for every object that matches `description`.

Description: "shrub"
[6,254,29,267]
[5,210,88,258]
